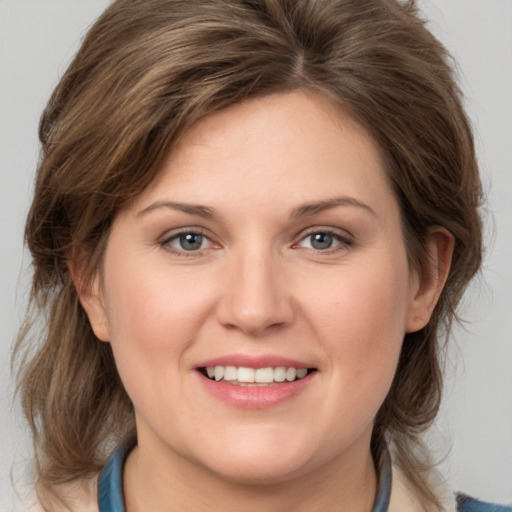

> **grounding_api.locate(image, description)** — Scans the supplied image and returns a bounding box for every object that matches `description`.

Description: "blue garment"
[97,440,510,512]
[98,438,133,512]
[457,494,511,512]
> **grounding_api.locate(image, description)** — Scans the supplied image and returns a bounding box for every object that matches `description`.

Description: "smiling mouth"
[199,366,317,386]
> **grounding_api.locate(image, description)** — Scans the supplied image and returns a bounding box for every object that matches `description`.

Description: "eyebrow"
[137,196,376,220]
[291,196,377,218]
[137,201,216,219]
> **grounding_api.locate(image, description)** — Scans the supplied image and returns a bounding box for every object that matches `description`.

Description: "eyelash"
[159,228,215,257]
[159,227,353,257]
[295,228,353,255]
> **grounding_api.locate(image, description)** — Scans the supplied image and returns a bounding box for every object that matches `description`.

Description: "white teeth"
[204,365,311,384]
[285,367,297,381]
[296,368,308,379]
[274,367,286,382]
[224,366,238,381]
[214,366,224,381]
[255,367,274,383]
[237,367,255,383]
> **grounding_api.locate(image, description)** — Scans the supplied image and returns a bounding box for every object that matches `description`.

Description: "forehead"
[128,91,398,224]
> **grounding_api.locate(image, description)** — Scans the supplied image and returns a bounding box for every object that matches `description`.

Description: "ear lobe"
[67,255,111,342]
[405,227,454,333]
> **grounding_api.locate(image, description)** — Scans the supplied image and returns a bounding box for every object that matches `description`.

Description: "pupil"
[311,233,332,250]
[180,233,202,250]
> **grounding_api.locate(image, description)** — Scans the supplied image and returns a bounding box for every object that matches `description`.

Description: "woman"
[13,0,508,511]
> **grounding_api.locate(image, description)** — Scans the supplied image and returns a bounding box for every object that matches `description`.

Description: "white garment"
[17,468,456,512]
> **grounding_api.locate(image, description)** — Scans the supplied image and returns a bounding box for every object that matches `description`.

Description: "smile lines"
[202,366,314,384]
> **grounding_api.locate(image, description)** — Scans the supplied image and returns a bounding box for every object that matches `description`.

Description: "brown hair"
[15,0,483,509]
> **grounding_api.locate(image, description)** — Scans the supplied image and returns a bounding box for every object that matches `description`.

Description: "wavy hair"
[15,0,483,509]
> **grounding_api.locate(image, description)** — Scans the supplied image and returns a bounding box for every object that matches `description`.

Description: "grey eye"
[297,230,350,253]
[178,233,204,251]
[309,232,334,250]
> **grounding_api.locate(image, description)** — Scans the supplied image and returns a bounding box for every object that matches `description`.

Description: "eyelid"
[159,227,219,256]
[160,226,207,242]
[298,226,353,242]
[293,227,354,253]
[157,225,353,256]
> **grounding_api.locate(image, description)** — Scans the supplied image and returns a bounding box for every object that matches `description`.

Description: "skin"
[79,91,452,512]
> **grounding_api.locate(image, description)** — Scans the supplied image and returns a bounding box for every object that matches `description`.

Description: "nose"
[216,246,295,336]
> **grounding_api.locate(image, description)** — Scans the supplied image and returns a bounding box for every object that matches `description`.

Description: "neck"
[123,434,378,512]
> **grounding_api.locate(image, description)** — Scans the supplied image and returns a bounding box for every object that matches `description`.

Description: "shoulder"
[389,466,457,512]
[457,493,512,512]
[389,466,511,512]
[13,489,44,512]
[14,479,99,512]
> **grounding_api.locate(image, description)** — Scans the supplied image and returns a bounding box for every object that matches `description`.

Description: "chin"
[205,454,313,486]
[188,429,326,486]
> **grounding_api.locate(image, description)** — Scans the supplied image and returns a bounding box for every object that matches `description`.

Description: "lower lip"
[198,373,316,409]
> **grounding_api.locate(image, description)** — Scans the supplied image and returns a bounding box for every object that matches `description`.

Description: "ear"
[405,227,454,333]
[67,253,111,342]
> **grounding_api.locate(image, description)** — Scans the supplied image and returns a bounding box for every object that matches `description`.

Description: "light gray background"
[1,0,511,510]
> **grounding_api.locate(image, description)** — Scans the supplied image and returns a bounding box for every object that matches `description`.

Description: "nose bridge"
[217,239,293,335]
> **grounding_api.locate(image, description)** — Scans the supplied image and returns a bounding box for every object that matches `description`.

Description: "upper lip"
[196,354,314,370]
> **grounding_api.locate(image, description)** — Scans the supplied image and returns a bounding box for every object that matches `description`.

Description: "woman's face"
[85,91,430,485]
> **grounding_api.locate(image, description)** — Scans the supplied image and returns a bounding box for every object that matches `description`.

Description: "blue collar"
[97,440,392,512]
[98,438,135,512]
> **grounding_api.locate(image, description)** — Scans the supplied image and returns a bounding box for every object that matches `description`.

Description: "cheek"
[104,260,209,352]
[101,260,214,420]
[302,257,411,398]
[100,259,214,413]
